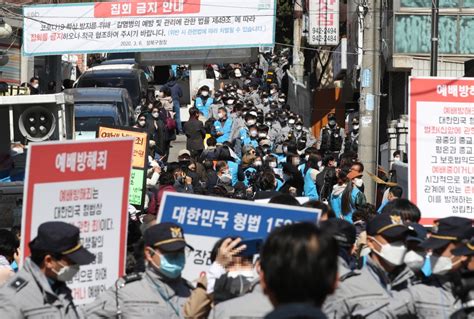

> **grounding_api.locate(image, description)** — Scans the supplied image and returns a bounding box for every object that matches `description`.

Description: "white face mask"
[353,177,363,188]
[250,130,258,137]
[220,173,232,185]
[247,119,257,126]
[269,162,277,168]
[258,133,267,138]
[305,155,310,161]
[138,120,146,127]
[201,91,209,97]
[295,125,302,131]
[404,250,426,272]
[254,161,262,167]
[353,125,360,130]
[152,112,159,119]
[270,89,277,94]
[32,83,39,89]
[278,98,285,103]
[370,237,407,266]
[53,261,80,282]
[288,119,296,125]
[431,255,460,275]
[265,121,272,126]
[227,99,234,105]
[394,156,401,162]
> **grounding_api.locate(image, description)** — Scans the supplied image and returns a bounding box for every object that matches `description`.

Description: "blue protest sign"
[157,192,321,239]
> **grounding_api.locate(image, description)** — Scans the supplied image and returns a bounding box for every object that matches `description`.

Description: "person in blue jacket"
[194,85,214,118]
[330,168,367,223]
[303,156,320,201]
[213,107,233,144]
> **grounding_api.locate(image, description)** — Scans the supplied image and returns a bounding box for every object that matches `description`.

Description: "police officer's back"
[323,213,414,318]
[318,113,345,157]
[0,221,95,318]
[84,222,192,319]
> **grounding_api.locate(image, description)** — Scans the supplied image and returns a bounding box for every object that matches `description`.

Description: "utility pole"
[292,0,305,82]
[358,0,381,204]
[430,0,439,76]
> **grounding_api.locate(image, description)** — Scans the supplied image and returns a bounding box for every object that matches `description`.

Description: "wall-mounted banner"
[23,0,276,56]
[409,77,474,225]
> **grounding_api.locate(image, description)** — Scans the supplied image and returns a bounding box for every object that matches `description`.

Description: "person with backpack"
[318,113,346,157]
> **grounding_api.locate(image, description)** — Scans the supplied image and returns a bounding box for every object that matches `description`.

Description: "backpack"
[165,116,176,131]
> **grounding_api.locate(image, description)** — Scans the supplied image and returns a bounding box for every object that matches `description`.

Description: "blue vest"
[330,187,361,223]
[214,118,233,143]
[227,160,239,186]
[195,96,214,118]
[304,168,319,200]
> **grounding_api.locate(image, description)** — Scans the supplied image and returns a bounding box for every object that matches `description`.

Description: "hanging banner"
[22,0,276,56]
[21,138,134,305]
[409,77,474,225]
[308,0,339,46]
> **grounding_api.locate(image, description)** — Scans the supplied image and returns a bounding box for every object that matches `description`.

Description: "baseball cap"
[178,149,191,158]
[366,212,409,238]
[406,222,428,243]
[420,217,473,250]
[29,221,95,265]
[452,238,474,256]
[144,222,193,252]
[320,219,356,249]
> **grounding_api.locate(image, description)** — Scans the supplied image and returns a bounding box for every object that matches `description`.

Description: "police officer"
[0,221,95,318]
[318,113,345,157]
[85,223,193,318]
[393,217,473,318]
[323,212,414,318]
[344,117,360,153]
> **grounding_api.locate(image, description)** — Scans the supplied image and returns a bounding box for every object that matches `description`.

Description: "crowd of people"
[1,53,472,318]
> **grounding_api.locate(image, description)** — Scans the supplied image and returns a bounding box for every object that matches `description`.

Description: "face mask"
[152,112,159,118]
[329,120,336,126]
[354,178,363,188]
[201,91,209,97]
[263,98,269,103]
[246,119,256,126]
[278,98,285,103]
[431,255,461,275]
[269,162,277,168]
[305,155,310,161]
[404,251,426,272]
[288,119,296,125]
[265,121,272,126]
[138,120,146,127]
[295,125,302,131]
[53,261,80,282]
[254,160,262,167]
[218,113,225,119]
[353,125,359,130]
[258,133,267,138]
[250,130,257,137]
[32,83,39,89]
[227,99,234,105]
[270,89,277,94]
[151,250,185,279]
[370,238,407,266]
[394,156,401,162]
[220,173,232,185]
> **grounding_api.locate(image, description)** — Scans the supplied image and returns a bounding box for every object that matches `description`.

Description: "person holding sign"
[85,222,193,318]
[0,222,95,318]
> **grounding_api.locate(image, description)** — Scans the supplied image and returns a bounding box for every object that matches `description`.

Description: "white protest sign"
[21,138,134,304]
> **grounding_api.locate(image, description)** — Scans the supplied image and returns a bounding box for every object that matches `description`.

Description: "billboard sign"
[409,77,474,225]
[23,0,276,56]
[308,0,339,46]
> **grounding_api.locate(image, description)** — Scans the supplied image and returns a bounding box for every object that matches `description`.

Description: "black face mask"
[213,274,253,305]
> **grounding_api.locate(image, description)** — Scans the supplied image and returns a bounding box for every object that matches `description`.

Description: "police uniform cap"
[320,219,356,248]
[420,217,473,250]
[144,222,193,252]
[452,238,474,256]
[29,221,95,265]
[406,222,428,243]
[366,212,409,238]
